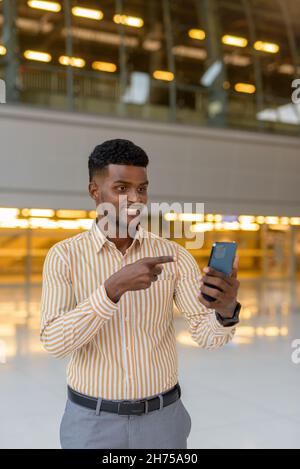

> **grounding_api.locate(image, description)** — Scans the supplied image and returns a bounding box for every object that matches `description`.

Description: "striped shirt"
[40,219,236,400]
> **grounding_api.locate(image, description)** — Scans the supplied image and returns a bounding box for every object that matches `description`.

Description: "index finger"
[203,266,236,286]
[145,256,176,265]
[231,255,239,278]
[203,266,227,279]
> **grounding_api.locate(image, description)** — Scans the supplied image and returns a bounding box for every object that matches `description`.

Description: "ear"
[88,180,99,202]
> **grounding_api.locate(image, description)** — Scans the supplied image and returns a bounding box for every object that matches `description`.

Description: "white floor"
[0,280,300,449]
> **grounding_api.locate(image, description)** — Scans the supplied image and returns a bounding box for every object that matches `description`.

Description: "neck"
[108,236,134,254]
[96,216,139,253]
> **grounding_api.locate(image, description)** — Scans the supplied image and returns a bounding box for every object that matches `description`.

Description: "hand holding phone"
[202,242,237,302]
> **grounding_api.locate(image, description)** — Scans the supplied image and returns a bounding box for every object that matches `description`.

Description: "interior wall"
[1,105,299,216]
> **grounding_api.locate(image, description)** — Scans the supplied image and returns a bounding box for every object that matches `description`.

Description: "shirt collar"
[90,218,145,253]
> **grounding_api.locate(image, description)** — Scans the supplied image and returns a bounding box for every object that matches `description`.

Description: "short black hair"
[88,139,149,182]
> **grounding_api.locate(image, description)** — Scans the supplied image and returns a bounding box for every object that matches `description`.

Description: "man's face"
[89,164,149,227]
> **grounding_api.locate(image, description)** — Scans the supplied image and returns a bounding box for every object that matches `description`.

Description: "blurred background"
[0,0,300,449]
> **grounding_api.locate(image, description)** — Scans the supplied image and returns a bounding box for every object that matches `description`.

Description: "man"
[40,139,241,449]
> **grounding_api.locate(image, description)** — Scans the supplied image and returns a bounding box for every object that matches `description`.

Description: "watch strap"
[216,301,241,327]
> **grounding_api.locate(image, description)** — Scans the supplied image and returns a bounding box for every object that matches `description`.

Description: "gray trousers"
[60,393,192,449]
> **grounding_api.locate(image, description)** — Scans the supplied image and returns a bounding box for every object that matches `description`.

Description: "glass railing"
[0,0,300,136]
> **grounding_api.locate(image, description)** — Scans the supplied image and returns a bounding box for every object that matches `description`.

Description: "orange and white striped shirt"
[40,219,236,400]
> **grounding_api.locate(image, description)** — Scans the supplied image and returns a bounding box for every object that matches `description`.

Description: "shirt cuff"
[209,310,237,335]
[90,284,119,321]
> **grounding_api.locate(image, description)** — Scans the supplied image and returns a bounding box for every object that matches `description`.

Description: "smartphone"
[202,242,237,302]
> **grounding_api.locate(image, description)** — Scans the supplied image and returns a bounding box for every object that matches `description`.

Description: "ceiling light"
[22,208,55,217]
[178,213,204,222]
[239,215,256,224]
[59,55,85,68]
[188,29,206,41]
[240,223,260,231]
[24,50,52,62]
[164,213,178,221]
[113,14,144,28]
[56,210,87,219]
[92,61,117,73]
[234,83,256,94]
[265,217,279,225]
[222,35,248,48]
[153,70,174,81]
[190,222,214,232]
[72,6,103,21]
[254,41,280,54]
[29,218,57,229]
[0,208,20,219]
[77,219,93,229]
[27,1,61,13]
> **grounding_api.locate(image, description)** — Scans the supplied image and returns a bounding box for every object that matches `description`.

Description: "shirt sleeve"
[40,244,119,358]
[173,244,236,349]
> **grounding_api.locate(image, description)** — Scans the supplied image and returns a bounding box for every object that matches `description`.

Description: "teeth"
[127,208,139,216]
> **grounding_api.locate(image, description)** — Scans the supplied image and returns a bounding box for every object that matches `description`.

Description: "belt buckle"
[117,400,145,416]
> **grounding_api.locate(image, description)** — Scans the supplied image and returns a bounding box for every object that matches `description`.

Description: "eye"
[138,186,147,193]
[117,186,127,192]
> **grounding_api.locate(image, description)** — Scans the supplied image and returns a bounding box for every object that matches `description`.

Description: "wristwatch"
[215,301,241,327]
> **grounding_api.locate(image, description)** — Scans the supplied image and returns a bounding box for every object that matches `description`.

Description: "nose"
[127,189,141,204]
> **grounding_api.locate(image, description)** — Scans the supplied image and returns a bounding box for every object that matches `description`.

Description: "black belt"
[68,383,181,416]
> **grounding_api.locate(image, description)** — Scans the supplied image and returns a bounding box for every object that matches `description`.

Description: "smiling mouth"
[126,207,140,216]
[124,203,145,216]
